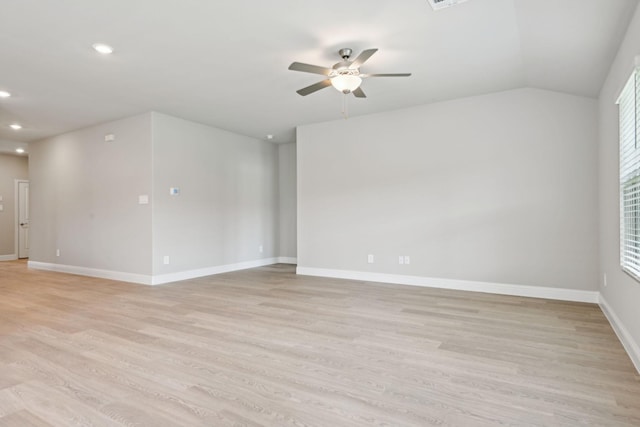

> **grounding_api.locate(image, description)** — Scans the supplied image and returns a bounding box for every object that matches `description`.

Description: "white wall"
[0,154,28,258]
[278,142,297,259]
[598,5,640,369]
[151,113,279,276]
[297,88,598,292]
[29,113,153,275]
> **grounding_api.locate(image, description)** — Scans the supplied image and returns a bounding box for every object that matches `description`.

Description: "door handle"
[20,222,28,226]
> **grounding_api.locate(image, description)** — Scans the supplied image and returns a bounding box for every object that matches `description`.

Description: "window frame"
[619,70,640,281]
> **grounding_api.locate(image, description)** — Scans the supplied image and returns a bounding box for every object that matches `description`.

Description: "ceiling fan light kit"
[288,48,411,99]
[331,74,362,94]
[427,0,469,11]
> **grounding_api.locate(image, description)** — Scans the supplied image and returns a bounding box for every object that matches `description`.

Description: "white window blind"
[619,70,640,279]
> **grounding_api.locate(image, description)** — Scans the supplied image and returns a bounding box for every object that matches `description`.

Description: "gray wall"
[297,87,598,290]
[278,142,297,259]
[598,5,640,352]
[27,111,283,280]
[0,154,28,257]
[29,113,153,274]
[151,113,279,274]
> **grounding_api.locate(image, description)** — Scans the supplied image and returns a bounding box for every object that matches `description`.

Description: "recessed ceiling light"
[15,148,25,154]
[0,90,11,98]
[10,124,22,130]
[92,43,114,54]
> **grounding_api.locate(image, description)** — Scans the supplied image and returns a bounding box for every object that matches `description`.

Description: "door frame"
[14,179,29,259]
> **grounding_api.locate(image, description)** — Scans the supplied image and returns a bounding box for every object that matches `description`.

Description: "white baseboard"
[599,295,640,374]
[28,257,296,286]
[0,254,18,261]
[296,267,600,303]
[28,261,152,285]
[151,258,279,285]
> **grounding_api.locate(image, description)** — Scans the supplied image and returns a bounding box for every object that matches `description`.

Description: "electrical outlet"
[163,255,170,265]
[404,256,410,265]
[367,254,374,264]
[56,249,60,257]
[399,256,404,265]
[259,245,263,253]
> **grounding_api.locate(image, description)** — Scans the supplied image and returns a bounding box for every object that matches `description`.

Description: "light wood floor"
[0,261,639,426]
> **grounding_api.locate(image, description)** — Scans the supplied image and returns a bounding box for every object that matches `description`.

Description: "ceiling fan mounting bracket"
[338,48,353,60]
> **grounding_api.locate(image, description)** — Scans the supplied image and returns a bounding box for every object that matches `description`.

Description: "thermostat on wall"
[170,187,180,195]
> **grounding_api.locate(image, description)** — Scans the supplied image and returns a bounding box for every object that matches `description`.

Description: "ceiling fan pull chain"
[342,93,349,119]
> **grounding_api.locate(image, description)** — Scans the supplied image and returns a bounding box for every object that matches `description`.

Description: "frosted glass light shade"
[331,75,362,93]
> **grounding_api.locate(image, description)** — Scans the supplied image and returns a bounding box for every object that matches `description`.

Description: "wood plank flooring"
[0,260,639,426]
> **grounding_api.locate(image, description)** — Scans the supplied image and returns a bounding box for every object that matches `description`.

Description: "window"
[619,70,640,279]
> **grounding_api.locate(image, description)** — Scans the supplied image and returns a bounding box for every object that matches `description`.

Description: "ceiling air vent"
[427,0,469,11]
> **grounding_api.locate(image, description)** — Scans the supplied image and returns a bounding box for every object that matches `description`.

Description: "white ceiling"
[0,0,637,148]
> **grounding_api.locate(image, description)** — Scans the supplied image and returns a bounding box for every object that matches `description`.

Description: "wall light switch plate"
[404,256,410,265]
[104,133,115,142]
[138,195,149,205]
[367,254,374,264]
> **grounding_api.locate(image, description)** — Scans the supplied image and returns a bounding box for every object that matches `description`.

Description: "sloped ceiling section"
[0,0,637,144]
[515,0,637,98]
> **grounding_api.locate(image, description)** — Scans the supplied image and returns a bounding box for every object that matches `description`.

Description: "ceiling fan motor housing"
[330,66,359,77]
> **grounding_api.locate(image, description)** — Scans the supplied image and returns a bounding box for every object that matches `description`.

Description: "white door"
[18,180,29,258]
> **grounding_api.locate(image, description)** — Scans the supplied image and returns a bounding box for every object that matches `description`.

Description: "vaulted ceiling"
[0,0,637,150]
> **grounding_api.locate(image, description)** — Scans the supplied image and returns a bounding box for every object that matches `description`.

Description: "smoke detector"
[427,0,469,11]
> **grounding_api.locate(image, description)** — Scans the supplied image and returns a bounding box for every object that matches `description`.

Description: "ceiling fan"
[288,48,411,98]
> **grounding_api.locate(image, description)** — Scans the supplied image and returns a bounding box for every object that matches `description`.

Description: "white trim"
[28,261,153,285]
[277,257,297,264]
[14,179,29,259]
[599,295,640,374]
[27,258,296,286]
[151,258,279,285]
[0,254,18,261]
[296,267,599,303]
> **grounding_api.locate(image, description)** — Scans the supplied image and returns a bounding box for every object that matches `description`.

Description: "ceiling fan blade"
[296,79,332,96]
[352,87,366,98]
[363,73,412,77]
[288,62,332,76]
[349,49,378,69]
